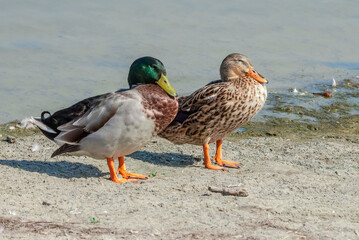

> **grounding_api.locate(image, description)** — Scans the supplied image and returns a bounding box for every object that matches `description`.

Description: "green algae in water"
[228,115,359,142]
[229,78,359,141]
[341,79,359,89]
[260,78,359,124]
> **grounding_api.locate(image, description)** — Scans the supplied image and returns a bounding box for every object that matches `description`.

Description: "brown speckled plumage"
[159,53,267,170]
[136,84,178,135]
[160,77,266,145]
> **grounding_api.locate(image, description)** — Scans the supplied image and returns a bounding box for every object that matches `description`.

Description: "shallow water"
[1,0,358,123]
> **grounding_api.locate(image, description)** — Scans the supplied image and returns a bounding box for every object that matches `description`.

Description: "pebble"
[31,143,40,152]
[6,136,16,144]
[9,210,16,216]
[312,92,332,98]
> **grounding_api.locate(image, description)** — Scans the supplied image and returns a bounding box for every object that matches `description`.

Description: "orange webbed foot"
[212,139,241,168]
[205,163,226,171]
[111,177,129,184]
[116,157,149,180]
[214,158,241,168]
[120,171,149,180]
[107,158,128,184]
[203,144,226,171]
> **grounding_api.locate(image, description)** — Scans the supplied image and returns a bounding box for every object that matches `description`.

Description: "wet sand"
[0,121,358,239]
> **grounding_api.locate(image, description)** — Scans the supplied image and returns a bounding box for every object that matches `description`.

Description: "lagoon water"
[1,0,359,123]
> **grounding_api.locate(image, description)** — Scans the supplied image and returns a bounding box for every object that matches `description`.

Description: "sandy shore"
[0,124,359,239]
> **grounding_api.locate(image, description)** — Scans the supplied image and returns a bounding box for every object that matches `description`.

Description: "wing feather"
[54,92,130,145]
[179,81,228,115]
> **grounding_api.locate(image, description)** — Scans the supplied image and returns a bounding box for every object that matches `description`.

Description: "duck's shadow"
[0,159,106,179]
[128,151,201,167]
[0,152,201,179]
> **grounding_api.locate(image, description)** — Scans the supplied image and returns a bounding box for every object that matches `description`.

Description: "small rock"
[42,201,50,206]
[312,92,332,98]
[6,136,16,144]
[0,226,4,233]
[266,131,277,136]
[69,209,81,215]
[9,210,16,216]
[307,125,319,131]
[9,126,15,130]
[129,229,139,234]
[31,143,40,152]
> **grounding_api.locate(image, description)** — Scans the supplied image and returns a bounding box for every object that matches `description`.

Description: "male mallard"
[158,53,267,170]
[32,57,178,183]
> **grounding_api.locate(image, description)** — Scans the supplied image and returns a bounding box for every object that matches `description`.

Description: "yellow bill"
[156,73,177,97]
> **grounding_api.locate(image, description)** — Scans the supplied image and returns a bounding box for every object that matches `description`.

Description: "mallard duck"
[32,56,178,183]
[158,53,267,170]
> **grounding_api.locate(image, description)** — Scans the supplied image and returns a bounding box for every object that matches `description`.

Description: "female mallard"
[158,53,267,170]
[32,56,178,183]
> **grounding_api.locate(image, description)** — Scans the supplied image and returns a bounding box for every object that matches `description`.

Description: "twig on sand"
[208,186,249,197]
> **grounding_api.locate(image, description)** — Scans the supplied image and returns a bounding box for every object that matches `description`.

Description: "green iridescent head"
[128,56,177,97]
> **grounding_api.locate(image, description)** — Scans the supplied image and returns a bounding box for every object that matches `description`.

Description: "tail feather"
[32,113,82,157]
[31,116,59,140]
[51,144,80,157]
[31,117,57,134]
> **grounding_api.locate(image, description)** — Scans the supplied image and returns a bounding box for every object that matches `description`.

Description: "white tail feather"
[30,117,57,134]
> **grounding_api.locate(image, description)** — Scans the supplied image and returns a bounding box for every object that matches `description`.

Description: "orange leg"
[106,158,128,183]
[203,144,224,170]
[116,156,148,179]
[212,139,241,168]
